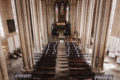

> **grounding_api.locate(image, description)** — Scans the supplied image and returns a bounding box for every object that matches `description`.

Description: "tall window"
[0,14,4,37]
[55,3,59,23]
[66,3,70,23]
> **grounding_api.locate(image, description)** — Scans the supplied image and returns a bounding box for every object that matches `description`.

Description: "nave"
[15,42,94,80]
[1,0,120,80]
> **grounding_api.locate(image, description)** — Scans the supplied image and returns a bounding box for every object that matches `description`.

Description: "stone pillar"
[79,0,95,53]
[12,0,34,71]
[76,0,80,34]
[75,0,82,47]
[80,0,88,52]
[79,0,95,52]
[29,0,49,53]
[85,0,95,52]
[46,0,54,37]
[0,35,9,80]
[46,1,51,37]
[70,0,77,35]
[75,0,82,46]
[79,0,84,40]
[91,0,112,73]
[29,0,42,53]
[41,0,48,45]
[39,0,45,47]
[106,0,117,50]
[36,0,43,52]
[0,68,3,80]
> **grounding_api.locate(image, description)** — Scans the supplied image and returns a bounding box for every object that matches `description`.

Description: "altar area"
[52,0,71,37]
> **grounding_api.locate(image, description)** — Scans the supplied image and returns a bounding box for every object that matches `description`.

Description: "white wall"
[106,36,120,51]
[0,0,21,57]
[7,34,20,54]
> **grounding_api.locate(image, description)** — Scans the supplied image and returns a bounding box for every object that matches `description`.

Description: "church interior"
[0,0,120,80]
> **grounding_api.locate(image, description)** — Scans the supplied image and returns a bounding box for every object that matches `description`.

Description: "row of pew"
[65,42,94,80]
[32,42,58,80]
[15,41,94,80]
[52,24,71,36]
[15,42,58,80]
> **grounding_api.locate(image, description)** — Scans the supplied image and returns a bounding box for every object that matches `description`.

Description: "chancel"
[52,0,71,37]
[0,0,120,80]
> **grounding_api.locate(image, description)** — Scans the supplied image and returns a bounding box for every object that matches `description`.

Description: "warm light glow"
[0,14,4,37]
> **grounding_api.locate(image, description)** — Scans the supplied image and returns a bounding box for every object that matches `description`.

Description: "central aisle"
[56,43,69,80]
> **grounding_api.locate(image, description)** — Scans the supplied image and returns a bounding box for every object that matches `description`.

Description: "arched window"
[55,3,59,23]
[66,3,70,23]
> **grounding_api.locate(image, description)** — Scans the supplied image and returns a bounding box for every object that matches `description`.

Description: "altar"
[52,0,71,36]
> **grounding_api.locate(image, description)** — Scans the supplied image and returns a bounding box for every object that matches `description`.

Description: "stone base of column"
[85,47,89,53]
[21,68,33,73]
[92,70,105,75]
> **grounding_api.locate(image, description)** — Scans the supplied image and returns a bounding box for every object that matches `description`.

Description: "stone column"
[91,0,112,73]
[80,0,88,52]
[41,0,48,45]
[106,0,117,50]
[75,0,82,45]
[75,0,82,47]
[46,0,54,37]
[76,0,80,34]
[46,1,52,37]
[29,0,42,53]
[79,0,84,40]
[39,0,45,47]
[12,0,34,71]
[70,0,77,35]
[0,68,3,80]
[0,35,9,80]
[85,0,95,52]
[29,0,48,53]
[36,0,43,52]
[79,0,95,53]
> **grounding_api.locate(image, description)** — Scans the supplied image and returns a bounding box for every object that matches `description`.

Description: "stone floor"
[7,53,120,80]
[7,57,23,80]
[104,56,120,80]
[56,43,69,80]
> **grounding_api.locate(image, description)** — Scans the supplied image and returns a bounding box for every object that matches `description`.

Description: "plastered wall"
[0,0,20,58]
[111,0,120,37]
[0,0,16,37]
